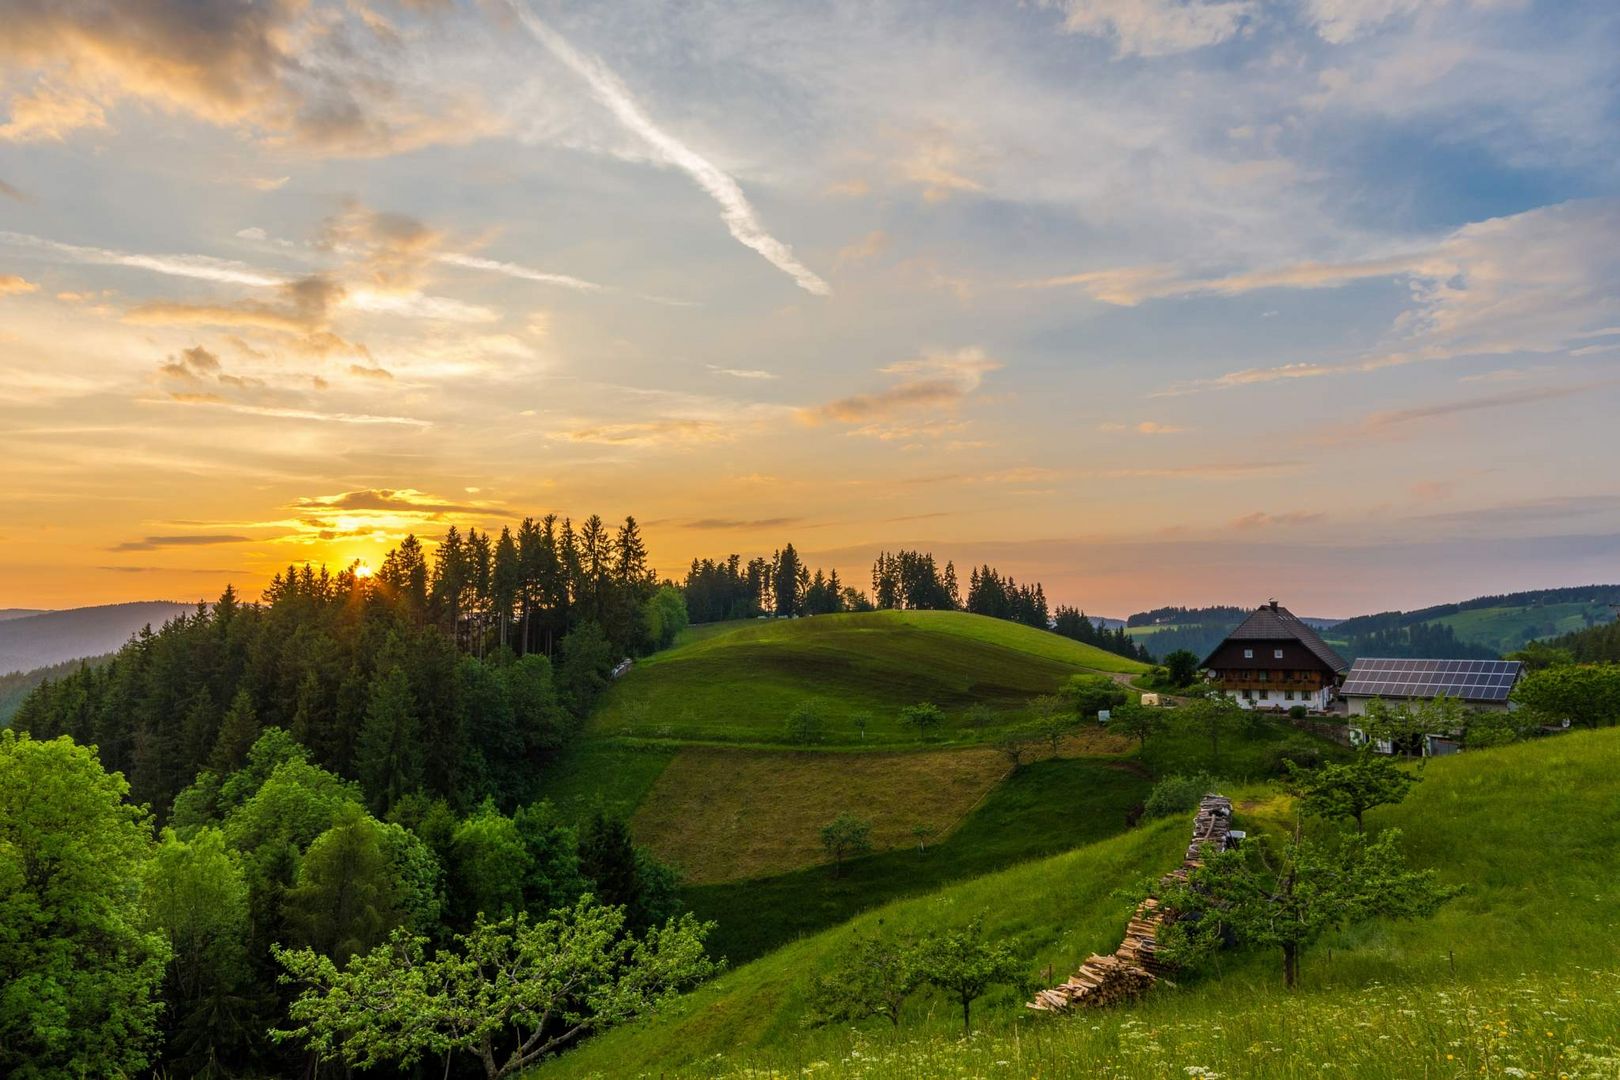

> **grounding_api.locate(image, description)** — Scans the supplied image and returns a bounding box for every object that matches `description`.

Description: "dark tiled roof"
[1202,603,1348,673]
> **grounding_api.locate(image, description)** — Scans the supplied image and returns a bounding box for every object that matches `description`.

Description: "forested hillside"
[0,600,191,673]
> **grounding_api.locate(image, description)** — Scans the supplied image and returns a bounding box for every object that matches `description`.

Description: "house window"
[1243,648,1254,659]
[1274,649,1284,659]
[1258,670,1268,681]
[1285,690,1295,701]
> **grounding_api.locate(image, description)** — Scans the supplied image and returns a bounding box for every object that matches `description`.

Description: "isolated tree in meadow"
[1031,693,1073,755]
[1286,752,1419,832]
[900,701,945,740]
[274,900,718,1080]
[808,933,921,1028]
[0,731,170,1078]
[852,711,872,740]
[785,700,825,745]
[1158,827,1453,989]
[911,822,938,852]
[1109,701,1162,750]
[820,813,873,876]
[995,734,1030,772]
[1163,649,1202,688]
[1182,692,1245,771]
[914,914,1023,1032]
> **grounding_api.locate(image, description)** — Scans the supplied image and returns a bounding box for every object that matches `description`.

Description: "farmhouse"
[1201,600,1347,711]
[1339,657,1523,716]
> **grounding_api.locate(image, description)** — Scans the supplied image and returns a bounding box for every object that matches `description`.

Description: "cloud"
[799,348,1001,427]
[320,203,443,293]
[0,0,499,154]
[0,82,108,141]
[436,252,605,293]
[1146,200,1620,394]
[706,365,776,380]
[1,230,283,286]
[1042,0,1258,57]
[1101,420,1185,434]
[507,2,830,296]
[1302,0,1448,44]
[557,418,731,447]
[898,133,984,204]
[128,274,347,337]
[294,489,498,516]
[835,230,889,267]
[1342,383,1601,439]
[1230,511,1325,530]
[348,363,394,380]
[96,565,248,574]
[0,275,38,296]
[0,178,28,201]
[684,517,803,530]
[110,534,252,552]
[1099,461,1304,478]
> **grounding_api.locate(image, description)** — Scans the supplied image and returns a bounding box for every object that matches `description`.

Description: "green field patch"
[591,610,1147,747]
[535,727,1620,1079]
[680,755,1153,963]
[535,742,676,825]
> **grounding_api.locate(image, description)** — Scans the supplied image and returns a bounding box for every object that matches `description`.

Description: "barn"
[1338,657,1523,716]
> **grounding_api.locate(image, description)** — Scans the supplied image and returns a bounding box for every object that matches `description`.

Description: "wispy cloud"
[1,230,283,286]
[507,2,830,296]
[1042,0,1258,57]
[0,178,28,201]
[0,275,38,296]
[1339,383,1602,440]
[437,252,605,292]
[558,418,731,447]
[1230,511,1324,530]
[111,534,252,552]
[684,516,802,530]
[706,365,776,380]
[1101,420,1185,434]
[294,489,498,516]
[799,348,1000,427]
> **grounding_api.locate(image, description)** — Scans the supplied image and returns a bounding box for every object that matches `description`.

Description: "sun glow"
[351,559,374,579]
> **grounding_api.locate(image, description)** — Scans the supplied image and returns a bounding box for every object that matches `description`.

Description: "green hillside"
[536,727,1620,1079]
[589,610,1148,747]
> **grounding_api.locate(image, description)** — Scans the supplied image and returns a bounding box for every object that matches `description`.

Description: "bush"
[1289,704,1307,720]
[1062,675,1129,720]
[1141,771,1221,820]
[785,702,824,745]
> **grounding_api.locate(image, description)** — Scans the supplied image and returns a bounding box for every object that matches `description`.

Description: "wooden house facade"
[1200,601,1348,711]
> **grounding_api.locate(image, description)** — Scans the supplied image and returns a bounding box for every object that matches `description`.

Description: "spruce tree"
[209,689,261,775]
[355,667,422,815]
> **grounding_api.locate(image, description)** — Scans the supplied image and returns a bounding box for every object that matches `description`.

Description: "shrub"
[1289,704,1307,720]
[1061,674,1129,719]
[1141,771,1221,820]
[785,702,824,745]
[1264,741,1324,773]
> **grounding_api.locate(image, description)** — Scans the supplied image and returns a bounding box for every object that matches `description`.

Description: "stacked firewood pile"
[1027,795,1232,1012]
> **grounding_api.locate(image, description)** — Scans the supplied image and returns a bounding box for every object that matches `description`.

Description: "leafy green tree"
[994,734,1030,772]
[1505,641,1575,672]
[0,730,170,1078]
[1061,674,1129,719]
[282,805,404,965]
[1511,663,1620,729]
[450,803,532,929]
[642,585,689,652]
[914,914,1023,1032]
[556,620,614,718]
[513,800,587,916]
[144,827,259,1075]
[273,900,719,1079]
[1031,693,1073,755]
[1163,649,1202,688]
[1286,753,1419,832]
[1142,772,1221,820]
[1109,700,1162,749]
[900,701,945,740]
[1159,827,1454,988]
[785,700,825,745]
[378,821,444,935]
[820,813,873,876]
[1181,692,1245,771]
[807,933,920,1028]
[356,665,423,814]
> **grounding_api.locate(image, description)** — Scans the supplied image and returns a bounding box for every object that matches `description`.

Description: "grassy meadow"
[535,727,1620,1079]
[588,610,1148,747]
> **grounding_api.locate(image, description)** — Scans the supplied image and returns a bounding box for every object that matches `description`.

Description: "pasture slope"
[535,727,1620,1080]
[587,610,1148,747]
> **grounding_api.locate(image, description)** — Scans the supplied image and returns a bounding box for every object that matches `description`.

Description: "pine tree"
[209,688,261,775]
[356,667,422,815]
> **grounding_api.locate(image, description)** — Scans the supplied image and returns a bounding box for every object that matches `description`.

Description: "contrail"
[0,230,282,287]
[507,2,830,297]
[436,252,605,292]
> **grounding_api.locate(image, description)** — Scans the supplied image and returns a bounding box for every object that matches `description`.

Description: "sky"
[1,0,1618,617]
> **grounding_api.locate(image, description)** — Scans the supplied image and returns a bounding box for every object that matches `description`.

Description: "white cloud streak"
[506,2,831,297]
[1,230,283,287]
[436,252,605,293]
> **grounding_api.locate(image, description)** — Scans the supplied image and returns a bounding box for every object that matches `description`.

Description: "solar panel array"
[1340,658,1522,702]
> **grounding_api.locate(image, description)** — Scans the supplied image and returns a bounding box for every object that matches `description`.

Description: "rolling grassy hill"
[536,727,1620,1079]
[588,610,1148,747]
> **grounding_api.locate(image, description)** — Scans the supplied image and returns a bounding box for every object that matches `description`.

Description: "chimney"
[1268,599,1279,612]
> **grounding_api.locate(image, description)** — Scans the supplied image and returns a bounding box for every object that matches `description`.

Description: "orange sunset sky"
[2,0,1617,616]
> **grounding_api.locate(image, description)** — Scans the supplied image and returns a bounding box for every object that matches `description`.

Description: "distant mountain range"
[0,601,194,675]
[0,608,51,622]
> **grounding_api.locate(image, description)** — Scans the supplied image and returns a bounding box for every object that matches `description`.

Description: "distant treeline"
[1127,605,1250,629]
[1541,619,1620,663]
[0,652,112,725]
[1328,584,1620,640]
